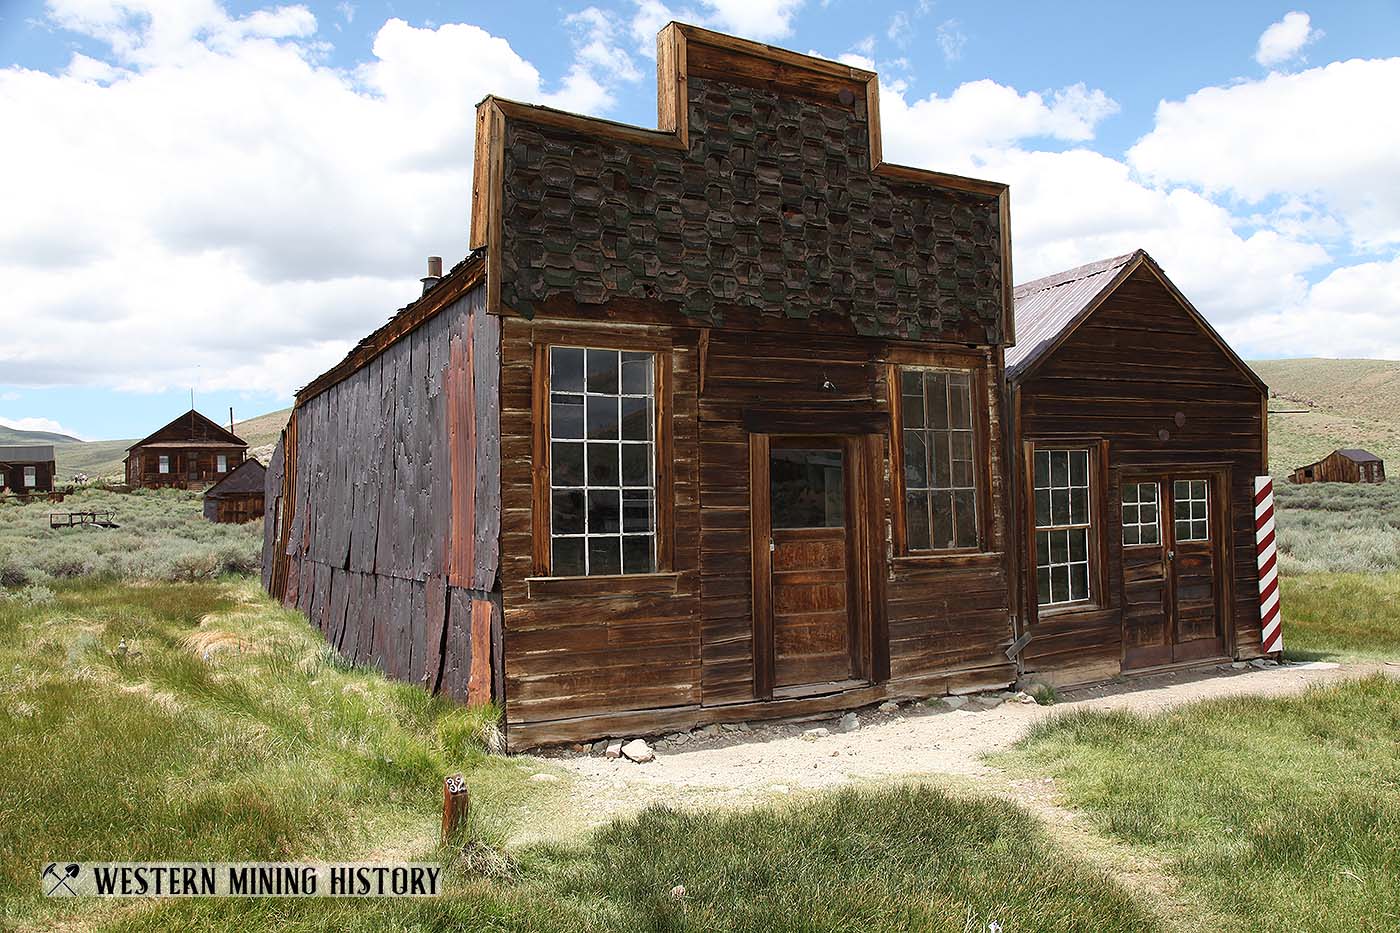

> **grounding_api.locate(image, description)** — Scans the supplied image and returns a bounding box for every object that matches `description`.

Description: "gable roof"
[1005,249,1267,395]
[0,444,54,462]
[127,409,246,452]
[1336,448,1383,463]
[203,458,267,498]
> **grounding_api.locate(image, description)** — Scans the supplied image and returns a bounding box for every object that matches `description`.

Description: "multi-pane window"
[1034,449,1091,606]
[217,454,228,473]
[23,466,36,488]
[549,346,656,576]
[900,369,978,550]
[1174,479,1209,542]
[1121,482,1160,546]
[158,455,170,474]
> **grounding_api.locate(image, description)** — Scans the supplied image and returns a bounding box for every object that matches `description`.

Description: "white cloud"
[887,10,911,45]
[0,2,631,397]
[1234,255,1400,360]
[0,416,85,439]
[1128,58,1400,248]
[935,18,965,63]
[1255,11,1321,68]
[0,393,21,402]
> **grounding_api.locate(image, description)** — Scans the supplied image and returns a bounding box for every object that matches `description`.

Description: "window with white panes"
[548,346,656,577]
[1034,449,1092,606]
[1121,482,1160,546]
[899,369,979,550]
[158,455,170,474]
[217,454,228,473]
[1173,479,1209,542]
[23,466,36,488]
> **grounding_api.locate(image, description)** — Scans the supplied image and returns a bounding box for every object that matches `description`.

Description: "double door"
[1121,473,1226,669]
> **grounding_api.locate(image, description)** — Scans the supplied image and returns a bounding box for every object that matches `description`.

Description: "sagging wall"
[264,283,502,705]
[1015,265,1269,683]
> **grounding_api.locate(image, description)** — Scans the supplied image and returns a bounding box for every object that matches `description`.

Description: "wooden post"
[442,774,469,843]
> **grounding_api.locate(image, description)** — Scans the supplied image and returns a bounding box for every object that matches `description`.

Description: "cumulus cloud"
[628,0,804,54]
[1128,58,1400,248]
[0,1,630,397]
[1255,11,1321,68]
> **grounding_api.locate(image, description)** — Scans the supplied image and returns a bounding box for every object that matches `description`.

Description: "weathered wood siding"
[500,317,1016,749]
[0,460,55,493]
[1016,264,1268,680]
[265,284,500,702]
[1292,451,1385,484]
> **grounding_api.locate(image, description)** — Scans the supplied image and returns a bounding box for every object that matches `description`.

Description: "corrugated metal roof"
[1336,448,1383,463]
[1005,251,1139,382]
[0,444,55,461]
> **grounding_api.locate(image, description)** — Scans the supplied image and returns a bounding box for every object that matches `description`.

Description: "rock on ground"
[621,739,654,763]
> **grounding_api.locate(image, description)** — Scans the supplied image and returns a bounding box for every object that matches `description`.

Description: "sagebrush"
[0,488,261,584]
[1273,480,1400,574]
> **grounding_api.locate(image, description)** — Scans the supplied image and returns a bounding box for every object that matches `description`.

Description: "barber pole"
[1254,476,1283,653]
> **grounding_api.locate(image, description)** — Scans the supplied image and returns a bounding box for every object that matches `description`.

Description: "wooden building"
[203,458,267,523]
[1291,449,1385,484]
[265,24,1021,749]
[125,410,247,489]
[1006,250,1274,685]
[0,445,56,494]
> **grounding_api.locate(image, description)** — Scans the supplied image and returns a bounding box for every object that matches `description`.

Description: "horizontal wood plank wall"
[503,322,1016,748]
[265,284,498,702]
[498,318,704,736]
[1017,265,1268,678]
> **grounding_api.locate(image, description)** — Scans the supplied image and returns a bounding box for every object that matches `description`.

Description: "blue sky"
[1,0,1398,439]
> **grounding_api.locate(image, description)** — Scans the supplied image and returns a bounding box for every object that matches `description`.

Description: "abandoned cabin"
[125,409,247,489]
[0,445,56,494]
[1291,449,1386,485]
[203,458,268,523]
[263,25,1277,750]
[1006,250,1271,683]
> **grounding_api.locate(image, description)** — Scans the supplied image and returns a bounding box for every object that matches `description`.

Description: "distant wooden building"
[125,410,247,489]
[1007,250,1274,685]
[1291,449,1385,485]
[203,458,267,523]
[0,445,56,494]
[265,24,1020,749]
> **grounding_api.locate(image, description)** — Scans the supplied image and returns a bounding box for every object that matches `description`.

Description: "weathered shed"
[1291,449,1385,484]
[0,445,56,494]
[1006,249,1274,685]
[203,458,267,523]
[125,410,247,489]
[266,23,1019,749]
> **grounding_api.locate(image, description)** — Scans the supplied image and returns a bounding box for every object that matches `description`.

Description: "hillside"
[49,407,292,481]
[0,424,81,445]
[1254,358,1400,475]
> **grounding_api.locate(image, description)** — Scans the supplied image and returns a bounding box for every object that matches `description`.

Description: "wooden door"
[1121,474,1225,669]
[752,436,863,695]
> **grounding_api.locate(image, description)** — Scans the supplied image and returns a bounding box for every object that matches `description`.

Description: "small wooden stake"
[442,774,469,844]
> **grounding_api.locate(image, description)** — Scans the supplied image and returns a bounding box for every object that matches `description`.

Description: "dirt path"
[524,660,1394,836]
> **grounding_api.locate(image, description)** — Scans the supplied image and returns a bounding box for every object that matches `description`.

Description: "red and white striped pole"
[1254,476,1283,654]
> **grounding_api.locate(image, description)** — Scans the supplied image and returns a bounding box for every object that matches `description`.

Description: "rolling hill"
[0,425,81,445]
[1254,358,1400,476]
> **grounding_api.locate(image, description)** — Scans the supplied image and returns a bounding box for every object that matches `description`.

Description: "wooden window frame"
[530,327,675,581]
[158,455,170,474]
[23,466,36,488]
[888,356,993,558]
[1023,438,1111,619]
[1173,478,1210,543]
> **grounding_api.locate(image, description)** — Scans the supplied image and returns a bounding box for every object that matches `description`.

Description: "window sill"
[891,550,1001,568]
[525,572,681,600]
[1036,601,1109,620]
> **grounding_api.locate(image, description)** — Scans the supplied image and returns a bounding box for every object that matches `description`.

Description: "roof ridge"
[1012,250,1140,299]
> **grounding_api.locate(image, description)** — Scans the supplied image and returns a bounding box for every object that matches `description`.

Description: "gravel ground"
[524,660,1396,832]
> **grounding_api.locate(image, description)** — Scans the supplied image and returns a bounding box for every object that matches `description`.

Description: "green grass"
[1254,357,1400,472]
[1281,572,1400,660]
[0,578,530,932]
[0,488,261,585]
[0,579,1160,933]
[1003,676,1400,933]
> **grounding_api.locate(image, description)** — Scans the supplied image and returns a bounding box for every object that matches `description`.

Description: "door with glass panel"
[1121,473,1224,668]
[753,436,861,693]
